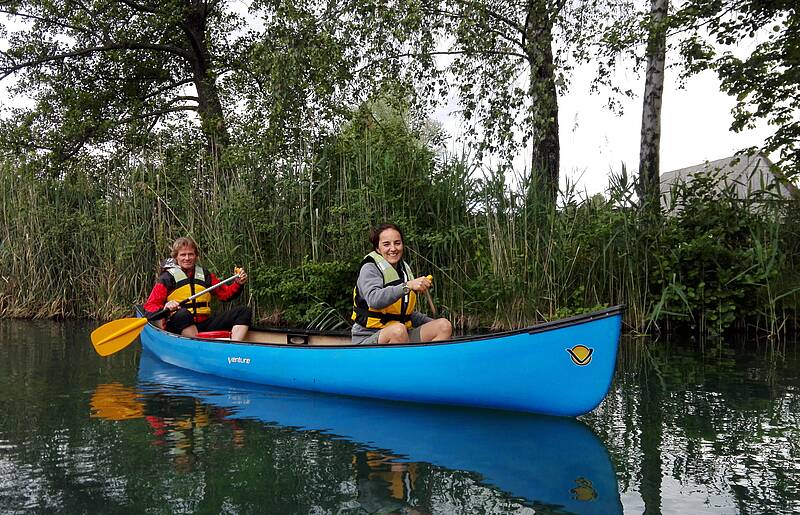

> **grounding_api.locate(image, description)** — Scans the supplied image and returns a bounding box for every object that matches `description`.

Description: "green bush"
[649,170,778,334]
[250,259,358,328]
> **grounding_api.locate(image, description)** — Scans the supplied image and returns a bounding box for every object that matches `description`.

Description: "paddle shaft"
[422,275,437,316]
[424,291,437,315]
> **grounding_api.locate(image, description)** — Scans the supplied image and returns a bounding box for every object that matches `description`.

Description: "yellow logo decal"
[566,345,593,366]
[570,477,598,501]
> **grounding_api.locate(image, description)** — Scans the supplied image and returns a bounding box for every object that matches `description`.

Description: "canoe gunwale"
[135,304,626,349]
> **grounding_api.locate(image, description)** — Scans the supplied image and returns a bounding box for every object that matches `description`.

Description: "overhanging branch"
[0,8,93,35]
[354,49,527,74]
[1,42,191,80]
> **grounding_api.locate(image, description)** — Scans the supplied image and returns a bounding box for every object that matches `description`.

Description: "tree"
[675,0,799,183]
[395,0,630,206]
[637,0,668,208]
[231,0,372,159]
[0,0,242,164]
[425,0,566,205]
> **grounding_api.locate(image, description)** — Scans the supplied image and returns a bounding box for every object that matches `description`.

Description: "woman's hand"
[406,275,432,293]
[165,300,180,312]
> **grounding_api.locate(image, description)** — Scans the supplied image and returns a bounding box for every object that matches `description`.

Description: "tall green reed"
[0,109,796,339]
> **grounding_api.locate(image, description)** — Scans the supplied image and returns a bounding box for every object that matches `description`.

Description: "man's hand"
[235,267,248,285]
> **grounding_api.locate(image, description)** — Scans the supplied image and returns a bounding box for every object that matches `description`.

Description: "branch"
[1,42,190,80]
[432,7,523,49]
[141,78,195,101]
[448,0,524,33]
[169,95,200,104]
[666,4,739,40]
[354,49,527,74]
[118,105,197,125]
[0,8,94,35]
[549,0,569,23]
[116,0,160,15]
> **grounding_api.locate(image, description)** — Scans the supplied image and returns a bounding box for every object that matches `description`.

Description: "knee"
[167,308,194,333]
[382,323,408,342]
[173,308,193,324]
[437,318,453,337]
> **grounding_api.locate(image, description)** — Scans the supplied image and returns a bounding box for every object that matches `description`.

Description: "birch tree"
[637,0,668,208]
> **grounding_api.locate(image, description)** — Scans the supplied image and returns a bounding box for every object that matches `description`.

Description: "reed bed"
[0,119,797,340]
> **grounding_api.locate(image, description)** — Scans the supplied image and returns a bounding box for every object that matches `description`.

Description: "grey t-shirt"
[351,261,433,343]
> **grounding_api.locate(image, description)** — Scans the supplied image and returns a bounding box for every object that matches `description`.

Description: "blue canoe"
[135,349,623,513]
[137,305,624,416]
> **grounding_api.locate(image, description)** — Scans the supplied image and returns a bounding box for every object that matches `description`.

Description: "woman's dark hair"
[369,223,404,250]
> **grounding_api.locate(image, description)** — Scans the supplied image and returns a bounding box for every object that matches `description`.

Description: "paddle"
[91,270,242,357]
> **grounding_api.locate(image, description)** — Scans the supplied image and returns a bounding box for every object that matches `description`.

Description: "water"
[1,321,798,514]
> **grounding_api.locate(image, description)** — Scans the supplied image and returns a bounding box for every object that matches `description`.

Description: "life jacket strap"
[352,306,411,325]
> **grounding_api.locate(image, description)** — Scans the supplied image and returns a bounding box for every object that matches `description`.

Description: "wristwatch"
[402,282,411,295]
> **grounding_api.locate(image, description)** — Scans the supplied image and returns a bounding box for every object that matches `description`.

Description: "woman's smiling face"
[376,228,404,266]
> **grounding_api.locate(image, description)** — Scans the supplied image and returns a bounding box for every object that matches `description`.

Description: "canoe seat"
[196,330,231,339]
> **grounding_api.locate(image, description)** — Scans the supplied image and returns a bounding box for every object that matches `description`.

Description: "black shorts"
[165,306,252,334]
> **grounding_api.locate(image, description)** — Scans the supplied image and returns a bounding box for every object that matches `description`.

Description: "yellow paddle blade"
[91,317,148,356]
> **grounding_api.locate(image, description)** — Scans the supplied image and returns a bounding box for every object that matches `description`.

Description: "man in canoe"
[351,223,452,344]
[144,236,251,340]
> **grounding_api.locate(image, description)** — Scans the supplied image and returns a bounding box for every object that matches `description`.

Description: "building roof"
[660,154,796,209]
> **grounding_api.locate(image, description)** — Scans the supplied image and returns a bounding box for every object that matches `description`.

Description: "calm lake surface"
[1,320,798,514]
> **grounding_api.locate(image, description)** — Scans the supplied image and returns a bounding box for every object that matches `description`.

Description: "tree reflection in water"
[583,336,800,514]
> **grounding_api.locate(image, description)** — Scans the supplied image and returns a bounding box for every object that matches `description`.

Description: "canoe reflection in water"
[91,350,622,514]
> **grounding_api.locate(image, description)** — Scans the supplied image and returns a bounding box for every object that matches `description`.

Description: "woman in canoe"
[144,236,251,340]
[351,223,452,344]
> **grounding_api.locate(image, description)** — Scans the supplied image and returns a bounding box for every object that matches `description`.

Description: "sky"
[556,66,774,196]
[433,63,775,197]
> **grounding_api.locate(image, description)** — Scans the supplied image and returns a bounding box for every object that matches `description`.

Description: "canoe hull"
[139,306,624,416]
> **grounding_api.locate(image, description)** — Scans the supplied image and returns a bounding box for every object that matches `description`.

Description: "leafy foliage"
[675,0,800,182]
[648,170,779,334]
[250,259,356,327]
[0,0,244,164]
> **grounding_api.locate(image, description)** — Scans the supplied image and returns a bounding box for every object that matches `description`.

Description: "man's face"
[176,246,197,270]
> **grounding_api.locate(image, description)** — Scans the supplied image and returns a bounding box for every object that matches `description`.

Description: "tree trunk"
[181,1,230,160]
[524,1,560,206]
[638,0,668,209]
